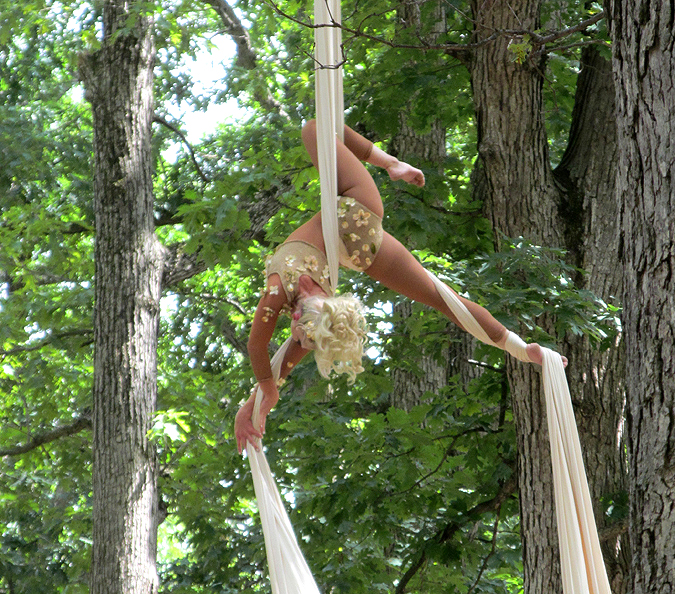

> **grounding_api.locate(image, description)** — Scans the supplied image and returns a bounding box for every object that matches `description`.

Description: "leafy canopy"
[0,1,616,592]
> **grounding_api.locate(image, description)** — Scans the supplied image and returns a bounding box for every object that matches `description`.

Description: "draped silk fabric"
[428,273,611,594]
[245,1,612,592]
[246,337,321,594]
[314,0,343,292]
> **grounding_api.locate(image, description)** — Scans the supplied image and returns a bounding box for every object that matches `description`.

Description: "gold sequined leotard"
[265,196,384,302]
[336,196,383,271]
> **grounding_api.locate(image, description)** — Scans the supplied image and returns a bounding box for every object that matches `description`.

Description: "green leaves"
[0,1,618,592]
[507,34,533,65]
[446,237,622,348]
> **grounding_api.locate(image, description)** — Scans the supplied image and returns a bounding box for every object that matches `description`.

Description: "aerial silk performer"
[234,2,612,593]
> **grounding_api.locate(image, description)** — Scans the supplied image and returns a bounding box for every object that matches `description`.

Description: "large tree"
[79,1,162,592]
[468,1,628,591]
[607,2,675,593]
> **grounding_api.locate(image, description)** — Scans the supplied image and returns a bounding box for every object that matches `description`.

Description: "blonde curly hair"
[298,294,368,383]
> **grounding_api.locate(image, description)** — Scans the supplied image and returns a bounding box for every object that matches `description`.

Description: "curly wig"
[298,294,368,383]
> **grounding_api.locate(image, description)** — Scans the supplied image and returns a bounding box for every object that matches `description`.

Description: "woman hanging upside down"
[235,120,566,454]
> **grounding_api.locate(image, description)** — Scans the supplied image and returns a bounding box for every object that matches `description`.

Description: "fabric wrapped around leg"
[505,331,532,362]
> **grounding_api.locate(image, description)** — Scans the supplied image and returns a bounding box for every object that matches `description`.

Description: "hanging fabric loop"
[247,337,322,594]
[314,0,343,292]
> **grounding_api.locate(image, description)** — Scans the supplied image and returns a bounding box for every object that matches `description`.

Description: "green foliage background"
[0,1,614,592]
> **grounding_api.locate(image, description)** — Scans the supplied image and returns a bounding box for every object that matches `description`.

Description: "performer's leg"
[301,120,384,217]
[366,232,508,345]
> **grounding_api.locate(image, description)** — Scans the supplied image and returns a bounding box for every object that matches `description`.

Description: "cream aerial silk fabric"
[314,0,343,292]
[428,272,612,594]
[245,0,611,591]
[246,337,321,594]
[242,5,344,592]
[246,272,613,594]
[542,349,612,594]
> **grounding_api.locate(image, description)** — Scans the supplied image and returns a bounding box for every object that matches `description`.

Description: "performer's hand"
[526,343,568,368]
[387,161,425,187]
[256,381,280,436]
[234,382,280,454]
[235,397,260,454]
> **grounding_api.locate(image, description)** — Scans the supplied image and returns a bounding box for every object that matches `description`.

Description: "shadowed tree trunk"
[82,2,163,592]
[389,0,452,412]
[554,45,628,594]
[606,2,675,593]
[470,2,627,592]
[470,3,562,591]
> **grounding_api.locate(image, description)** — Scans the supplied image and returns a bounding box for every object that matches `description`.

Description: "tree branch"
[0,329,93,357]
[170,289,249,354]
[534,11,605,46]
[161,243,209,289]
[153,115,211,183]
[599,518,628,543]
[466,516,501,594]
[467,358,506,373]
[0,414,92,457]
[219,316,249,355]
[62,221,94,235]
[0,269,74,293]
[535,38,611,57]
[201,0,257,69]
[263,1,604,59]
[263,0,479,58]
[200,0,289,116]
[159,177,290,289]
[395,473,517,594]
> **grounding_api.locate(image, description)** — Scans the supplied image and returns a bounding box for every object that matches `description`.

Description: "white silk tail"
[314,0,343,293]
[246,337,321,594]
[542,350,612,594]
[428,269,611,594]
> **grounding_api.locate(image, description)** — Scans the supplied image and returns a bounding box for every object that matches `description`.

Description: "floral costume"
[265,196,384,302]
[335,196,383,271]
[265,241,333,303]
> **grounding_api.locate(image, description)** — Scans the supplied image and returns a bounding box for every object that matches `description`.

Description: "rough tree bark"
[470,1,627,592]
[554,46,629,594]
[82,2,162,593]
[389,0,451,412]
[470,3,562,591]
[606,2,675,593]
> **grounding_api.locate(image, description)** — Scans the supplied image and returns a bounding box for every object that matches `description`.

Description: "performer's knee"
[302,119,317,142]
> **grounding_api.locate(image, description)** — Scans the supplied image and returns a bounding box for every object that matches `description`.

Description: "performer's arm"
[235,275,286,452]
[343,125,425,187]
[236,274,317,452]
[247,276,286,386]
[235,338,311,454]
[278,339,312,381]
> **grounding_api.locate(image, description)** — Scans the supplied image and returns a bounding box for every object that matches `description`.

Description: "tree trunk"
[470,2,562,591]
[554,46,629,594]
[606,3,675,593]
[388,0,451,412]
[84,3,162,593]
[470,3,627,593]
